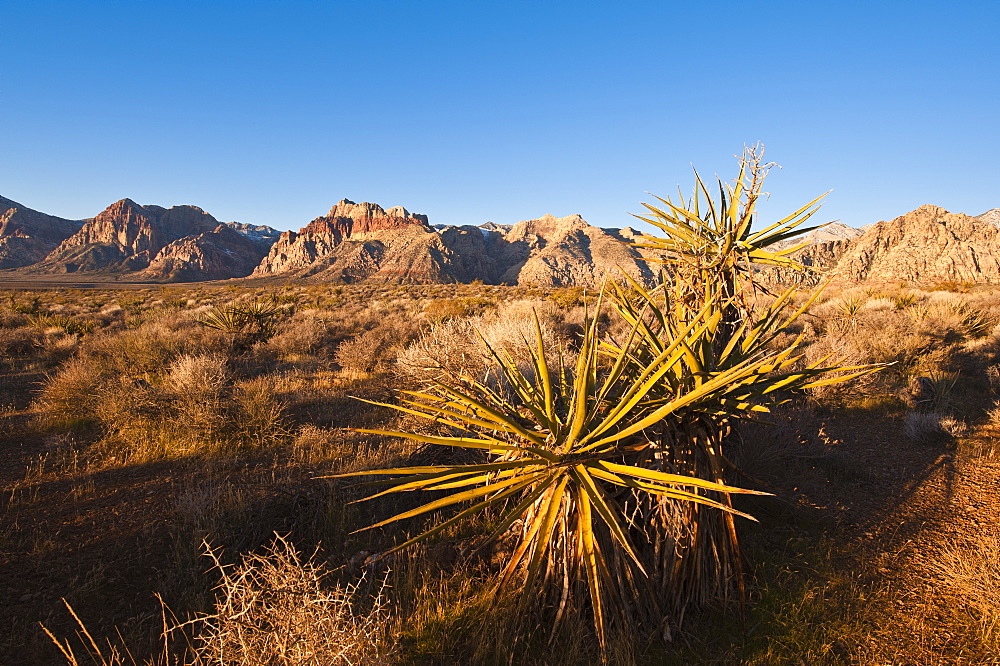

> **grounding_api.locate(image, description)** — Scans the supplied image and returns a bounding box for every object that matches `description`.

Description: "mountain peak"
[0,194,84,268]
[976,208,1000,228]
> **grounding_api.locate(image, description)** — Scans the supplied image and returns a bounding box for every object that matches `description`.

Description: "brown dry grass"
[4,282,1000,665]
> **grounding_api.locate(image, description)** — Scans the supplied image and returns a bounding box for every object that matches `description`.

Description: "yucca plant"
[197,299,281,348]
[336,147,880,656]
[338,305,874,646]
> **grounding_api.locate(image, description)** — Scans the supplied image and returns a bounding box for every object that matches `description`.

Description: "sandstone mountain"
[30,199,222,274]
[251,199,454,282]
[976,208,1000,228]
[768,221,864,253]
[0,195,83,269]
[490,214,657,286]
[135,223,281,282]
[771,205,1000,285]
[7,194,1000,288]
[253,201,659,286]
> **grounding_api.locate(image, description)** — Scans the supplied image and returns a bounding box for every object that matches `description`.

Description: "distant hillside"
[253,200,659,287]
[4,194,1000,286]
[0,196,281,281]
[0,196,83,269]
[765,205,1000,285]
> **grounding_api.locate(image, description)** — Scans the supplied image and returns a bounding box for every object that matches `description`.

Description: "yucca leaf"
[521,475,571,605]
[587,466,757,520]
[597,461,769,496]
[576,484,607,651]
[377,477,545,559]
[572,464,646,574]
[352,473,542,534]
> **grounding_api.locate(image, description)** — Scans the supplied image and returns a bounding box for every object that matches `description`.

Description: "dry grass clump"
[333,315,423,376]
[334,328,398,375]
[35,310,290,460]
[291,425,343,464]
[0,325,44,356]
[929,528,1000,648]
[266,311,333,359]
[903,411,967,444]
[37,356,107,428]
[396,299,562,383]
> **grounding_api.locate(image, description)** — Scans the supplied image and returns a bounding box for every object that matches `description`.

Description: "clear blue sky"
[2,1,998,232]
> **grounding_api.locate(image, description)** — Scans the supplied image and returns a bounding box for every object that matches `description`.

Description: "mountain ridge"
[3,194,1000,287]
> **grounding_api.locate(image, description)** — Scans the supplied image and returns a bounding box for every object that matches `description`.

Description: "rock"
[976,208,1000,228]
[0,195,83,269]
[224,222,282,247]
[253,204,660,287]
[761,205,1000,286]
[136,224,278,282]
[495,214,657,287]
[827,205,1000,284]
[768,222,865,252]
[29,199,220,274]
[251,199,434,279]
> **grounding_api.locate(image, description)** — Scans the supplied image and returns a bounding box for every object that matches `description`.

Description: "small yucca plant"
[197,299,281,347]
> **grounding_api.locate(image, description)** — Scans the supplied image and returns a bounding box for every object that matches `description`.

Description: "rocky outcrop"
[0,195,83,269]
[768,222,864,253]
[136,224,279,282]
[10,192,998,287]
[253,202,659,286]
[763,205,1000,285]
[30,199,220,273]
[491,214,656,287]
[225,222,282,246]
[252,199,433,279]
[826,205,1000,284]
[976,208,1000,228]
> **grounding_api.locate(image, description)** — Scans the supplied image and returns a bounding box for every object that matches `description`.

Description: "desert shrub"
[37,357,107,429]
[335,328,396,374]
[191,537,389,664]
[396,305,561,383]
[39,329,82,362]
[893,291,920,309]
[860,296,895,313]
[267,311,332,358]
[903,411,966,444]
[28,314,98,336]
[117,296,146,313]
[91,375,174,457]
[423,296,494,322]
[44,536,390,666]
[0,312,29,328]
[334,317,423,375]
[230,376,289,448]
[8,295,41,314]
[164,354,230,438]
[197,299,283,349]
[165,353,229,397]
[0,326,43,356]
[547,286,585,309]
